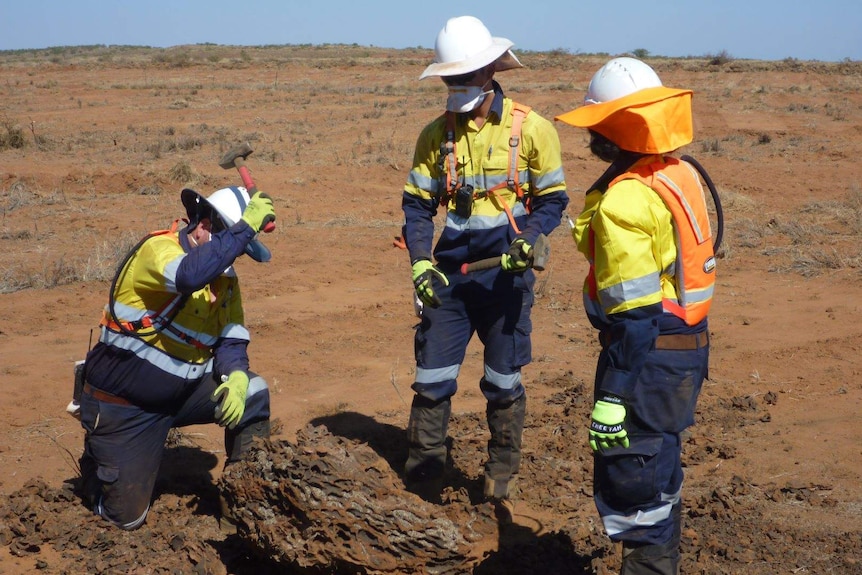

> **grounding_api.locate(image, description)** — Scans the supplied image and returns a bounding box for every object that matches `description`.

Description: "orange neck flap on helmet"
[556,86,694,154]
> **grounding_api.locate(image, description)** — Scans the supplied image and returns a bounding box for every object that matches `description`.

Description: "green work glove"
[501,238,533,272]
[240,191,276,233]
[211,371,249,429]
[411,259,449,308]
[589,394,630,451]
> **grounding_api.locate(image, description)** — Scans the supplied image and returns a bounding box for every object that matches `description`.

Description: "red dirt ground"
[0,46,860,574]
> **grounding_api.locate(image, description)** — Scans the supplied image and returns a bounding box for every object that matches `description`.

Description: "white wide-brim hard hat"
[419,15,523,80]
[181,186,272,263]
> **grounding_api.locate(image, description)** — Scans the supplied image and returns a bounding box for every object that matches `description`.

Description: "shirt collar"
[488,80,505,120]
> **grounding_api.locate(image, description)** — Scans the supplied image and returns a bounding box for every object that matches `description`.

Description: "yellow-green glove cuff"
[240,192,276,233]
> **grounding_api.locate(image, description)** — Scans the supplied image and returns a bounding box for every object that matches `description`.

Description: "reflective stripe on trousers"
[412,267,533,403]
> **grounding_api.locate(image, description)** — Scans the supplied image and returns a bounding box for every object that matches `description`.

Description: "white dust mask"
[446,85,493,113]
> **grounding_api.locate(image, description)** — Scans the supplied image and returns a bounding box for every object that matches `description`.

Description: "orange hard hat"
[555,58,693,154]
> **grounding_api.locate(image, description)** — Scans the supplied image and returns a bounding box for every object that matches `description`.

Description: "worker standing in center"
[400,15,568,520]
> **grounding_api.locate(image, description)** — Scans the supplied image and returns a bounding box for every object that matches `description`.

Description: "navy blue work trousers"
[412,267,534,403]
[79,371,270,530]
[592,337,708,546]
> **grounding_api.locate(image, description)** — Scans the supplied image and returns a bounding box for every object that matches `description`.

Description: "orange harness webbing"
[440,103,532,234]
[101,221,210,351]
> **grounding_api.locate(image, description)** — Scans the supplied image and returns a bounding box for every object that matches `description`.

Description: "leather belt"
[83,383,134,406]
[599,331,709,350]
[655,331,709,350]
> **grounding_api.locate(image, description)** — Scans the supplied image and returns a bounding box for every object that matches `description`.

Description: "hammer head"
[219,142,254,169]
[532,233,551,271]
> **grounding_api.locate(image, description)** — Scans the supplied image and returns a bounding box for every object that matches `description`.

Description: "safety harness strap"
[104,220,211,351]
[442,119,458,198]
[100,293,209,351]
[440,103,532,234]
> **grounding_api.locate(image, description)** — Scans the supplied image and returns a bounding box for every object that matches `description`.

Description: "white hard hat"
[419,15,523,80]
[583,57,663,105]
[181,186,271,262]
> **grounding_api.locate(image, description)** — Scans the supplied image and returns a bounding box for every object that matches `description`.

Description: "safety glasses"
[442,70,479,86]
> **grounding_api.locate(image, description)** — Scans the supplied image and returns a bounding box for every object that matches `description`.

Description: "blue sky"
[2,1,860,62]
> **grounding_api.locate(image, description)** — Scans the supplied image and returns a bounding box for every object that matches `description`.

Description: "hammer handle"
[460,232,550,274]
[460,256,503,275]
[234,157,275,233]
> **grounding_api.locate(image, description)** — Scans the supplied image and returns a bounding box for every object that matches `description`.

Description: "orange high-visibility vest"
[609,157,716,325]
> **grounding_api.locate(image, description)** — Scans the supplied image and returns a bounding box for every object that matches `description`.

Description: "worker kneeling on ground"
[556,57,716,575]
[77,185,276,531]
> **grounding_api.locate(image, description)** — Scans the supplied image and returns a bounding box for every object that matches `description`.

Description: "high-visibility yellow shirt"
[107,232,247,369]
[574,179,678,321]
[403,88,568,267]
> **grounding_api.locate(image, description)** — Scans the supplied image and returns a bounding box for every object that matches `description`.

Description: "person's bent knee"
[241,374,271,422]
[411,380,457,402]
[92,467,154,531]
[480,377,524,404]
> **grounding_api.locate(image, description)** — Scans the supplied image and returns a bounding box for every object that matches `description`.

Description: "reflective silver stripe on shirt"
[221,323,250,341]
[407,170,437,196]
[109,300,219,348]
[532,166,565,191]
[162,254,184,293]
[598,271,661,308]
[445,202,528,232]
[474,169,531,191]
[100,327,212,379]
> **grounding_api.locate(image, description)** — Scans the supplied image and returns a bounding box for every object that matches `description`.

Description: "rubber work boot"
[404,394,451,504]
[620,504,682,575]
[484,476,518,524]
[484,393,526,524]
[225,419,271,464]
[220,419,271,533]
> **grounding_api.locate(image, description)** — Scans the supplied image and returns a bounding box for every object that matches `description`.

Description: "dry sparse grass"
[1,44,861,294]
[0,117,26,150]
[755,188,862,276]
[711,183,862,276]
[167,160,200,186]
[1,179,37,214]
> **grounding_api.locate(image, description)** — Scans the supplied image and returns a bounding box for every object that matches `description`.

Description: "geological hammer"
[219,142,275,233]
[460,233,550,274]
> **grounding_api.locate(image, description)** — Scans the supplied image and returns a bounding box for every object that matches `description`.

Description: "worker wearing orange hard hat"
[557,57,720,575]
